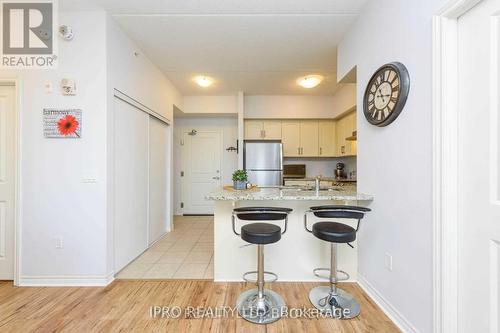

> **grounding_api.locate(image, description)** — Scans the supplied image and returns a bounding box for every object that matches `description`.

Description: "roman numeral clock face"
[363,62,410,127]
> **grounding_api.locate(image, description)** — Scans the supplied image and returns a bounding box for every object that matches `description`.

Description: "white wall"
[106,13,182,276]
[173,116,238,215]
[0,9,182,284]
[106,15,182,121]
[183,96,237,115]
[331,84,356,118]
[0,11,109,281]
[244,95,335,119]
[337,0,447,331]
[244,93,355,119]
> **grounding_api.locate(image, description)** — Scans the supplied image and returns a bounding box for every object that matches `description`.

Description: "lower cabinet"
[284,179,334,187]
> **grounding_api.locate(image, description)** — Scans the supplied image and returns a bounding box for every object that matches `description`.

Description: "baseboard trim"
[19,273,115,287]
[357,273,419,333]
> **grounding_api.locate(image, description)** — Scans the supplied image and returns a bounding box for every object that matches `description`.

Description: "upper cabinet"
[318,120,336,157]
[281,121,301,156]
[244,113,356,158]
[244,120,282,140]
[281,120,319,157]
[336,112,357,156]
[299,121,319,156]
[263,120,282,140]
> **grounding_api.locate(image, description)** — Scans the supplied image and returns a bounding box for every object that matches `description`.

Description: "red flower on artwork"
[57,115,79,136]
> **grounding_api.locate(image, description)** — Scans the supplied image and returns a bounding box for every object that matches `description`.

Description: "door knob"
[212,176,220,180]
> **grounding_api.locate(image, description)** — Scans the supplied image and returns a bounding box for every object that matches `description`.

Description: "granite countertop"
[206,187,373,201]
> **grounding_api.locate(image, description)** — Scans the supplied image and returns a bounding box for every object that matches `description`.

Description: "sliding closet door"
[148,117,169,245]
[113,97,149,272]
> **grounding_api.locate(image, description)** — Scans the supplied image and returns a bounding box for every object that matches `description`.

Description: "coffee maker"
[335,162,345,179]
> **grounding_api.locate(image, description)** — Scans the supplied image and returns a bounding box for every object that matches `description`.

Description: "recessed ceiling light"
[297,75,324,89]
[194,76,213,87]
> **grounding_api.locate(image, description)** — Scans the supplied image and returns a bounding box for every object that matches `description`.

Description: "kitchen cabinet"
[300,121,319,156]
[282,120,319,157]
[318,120,336,157]
[284,179,334,187]
[245,115,356,157]
[263,120,282,139]
[244,120,282,140]
[336,112,357,156]
[281,121,301,157]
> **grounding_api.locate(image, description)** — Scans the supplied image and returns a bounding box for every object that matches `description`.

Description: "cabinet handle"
[263,130,266,138]
[297,147,300,155]
[301,147,303,155]
[341,146,345,154]
[319,147,322,155]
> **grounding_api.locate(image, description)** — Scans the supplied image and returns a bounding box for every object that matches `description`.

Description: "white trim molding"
[357,274,418,333]
[432,1,482,333]
[19,273,115,287]
[114,88,170,125]
[0,77,22,287]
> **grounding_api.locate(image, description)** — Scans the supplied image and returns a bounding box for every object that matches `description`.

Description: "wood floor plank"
[0,280,400,332]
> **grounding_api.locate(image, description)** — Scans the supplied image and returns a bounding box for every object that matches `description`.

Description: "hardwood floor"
[0,280,400,332]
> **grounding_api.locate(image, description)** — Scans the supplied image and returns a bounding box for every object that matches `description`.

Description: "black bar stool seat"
[312,222,356,243]
[241,223,281,244]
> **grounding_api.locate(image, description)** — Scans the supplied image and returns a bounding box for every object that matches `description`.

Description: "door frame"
[432,1,483,332]
[0,77,22,286]
[179,128,223,215]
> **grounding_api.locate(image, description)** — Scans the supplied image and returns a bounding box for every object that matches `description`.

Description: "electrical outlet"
[385,253,393,271]
[54,236,63,249]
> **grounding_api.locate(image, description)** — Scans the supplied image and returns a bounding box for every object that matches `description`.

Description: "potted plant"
[232,169,248,190]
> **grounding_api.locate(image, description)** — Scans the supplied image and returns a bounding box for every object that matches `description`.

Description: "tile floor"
[116,215,213,279]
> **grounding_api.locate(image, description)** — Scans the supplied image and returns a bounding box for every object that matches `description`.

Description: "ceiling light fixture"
[194,76,213,88]
[297,75,324,89]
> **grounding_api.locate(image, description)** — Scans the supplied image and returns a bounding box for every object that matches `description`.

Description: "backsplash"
[284,156,357,178]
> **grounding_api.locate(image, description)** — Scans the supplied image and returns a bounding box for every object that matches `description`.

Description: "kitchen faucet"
[315,176,321,196]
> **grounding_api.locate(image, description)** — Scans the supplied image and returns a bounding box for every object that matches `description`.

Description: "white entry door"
[181,130,222,214]
[0,85,15,280]
[458,1,500,331]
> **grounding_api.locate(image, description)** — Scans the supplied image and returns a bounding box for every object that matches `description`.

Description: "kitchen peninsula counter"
[206,186,372,202]
[206,186,373,282]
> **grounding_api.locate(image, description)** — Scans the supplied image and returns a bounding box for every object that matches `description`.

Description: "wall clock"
[363,62,410,127]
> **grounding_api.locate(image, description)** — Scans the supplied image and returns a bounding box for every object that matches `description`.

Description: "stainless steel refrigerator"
[244,140,283,186]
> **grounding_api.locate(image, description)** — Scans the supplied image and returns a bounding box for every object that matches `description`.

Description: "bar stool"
[304,205,370,319]
[232,207,292,324]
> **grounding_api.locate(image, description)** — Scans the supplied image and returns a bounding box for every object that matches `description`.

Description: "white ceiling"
[61,0,368,95]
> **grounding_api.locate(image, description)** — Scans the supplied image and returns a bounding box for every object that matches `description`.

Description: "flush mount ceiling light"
[194,76,213,88]
[297,75,324,89]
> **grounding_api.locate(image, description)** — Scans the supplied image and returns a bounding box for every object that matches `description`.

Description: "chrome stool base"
[309,286,360,319]
[236,288,286,324]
